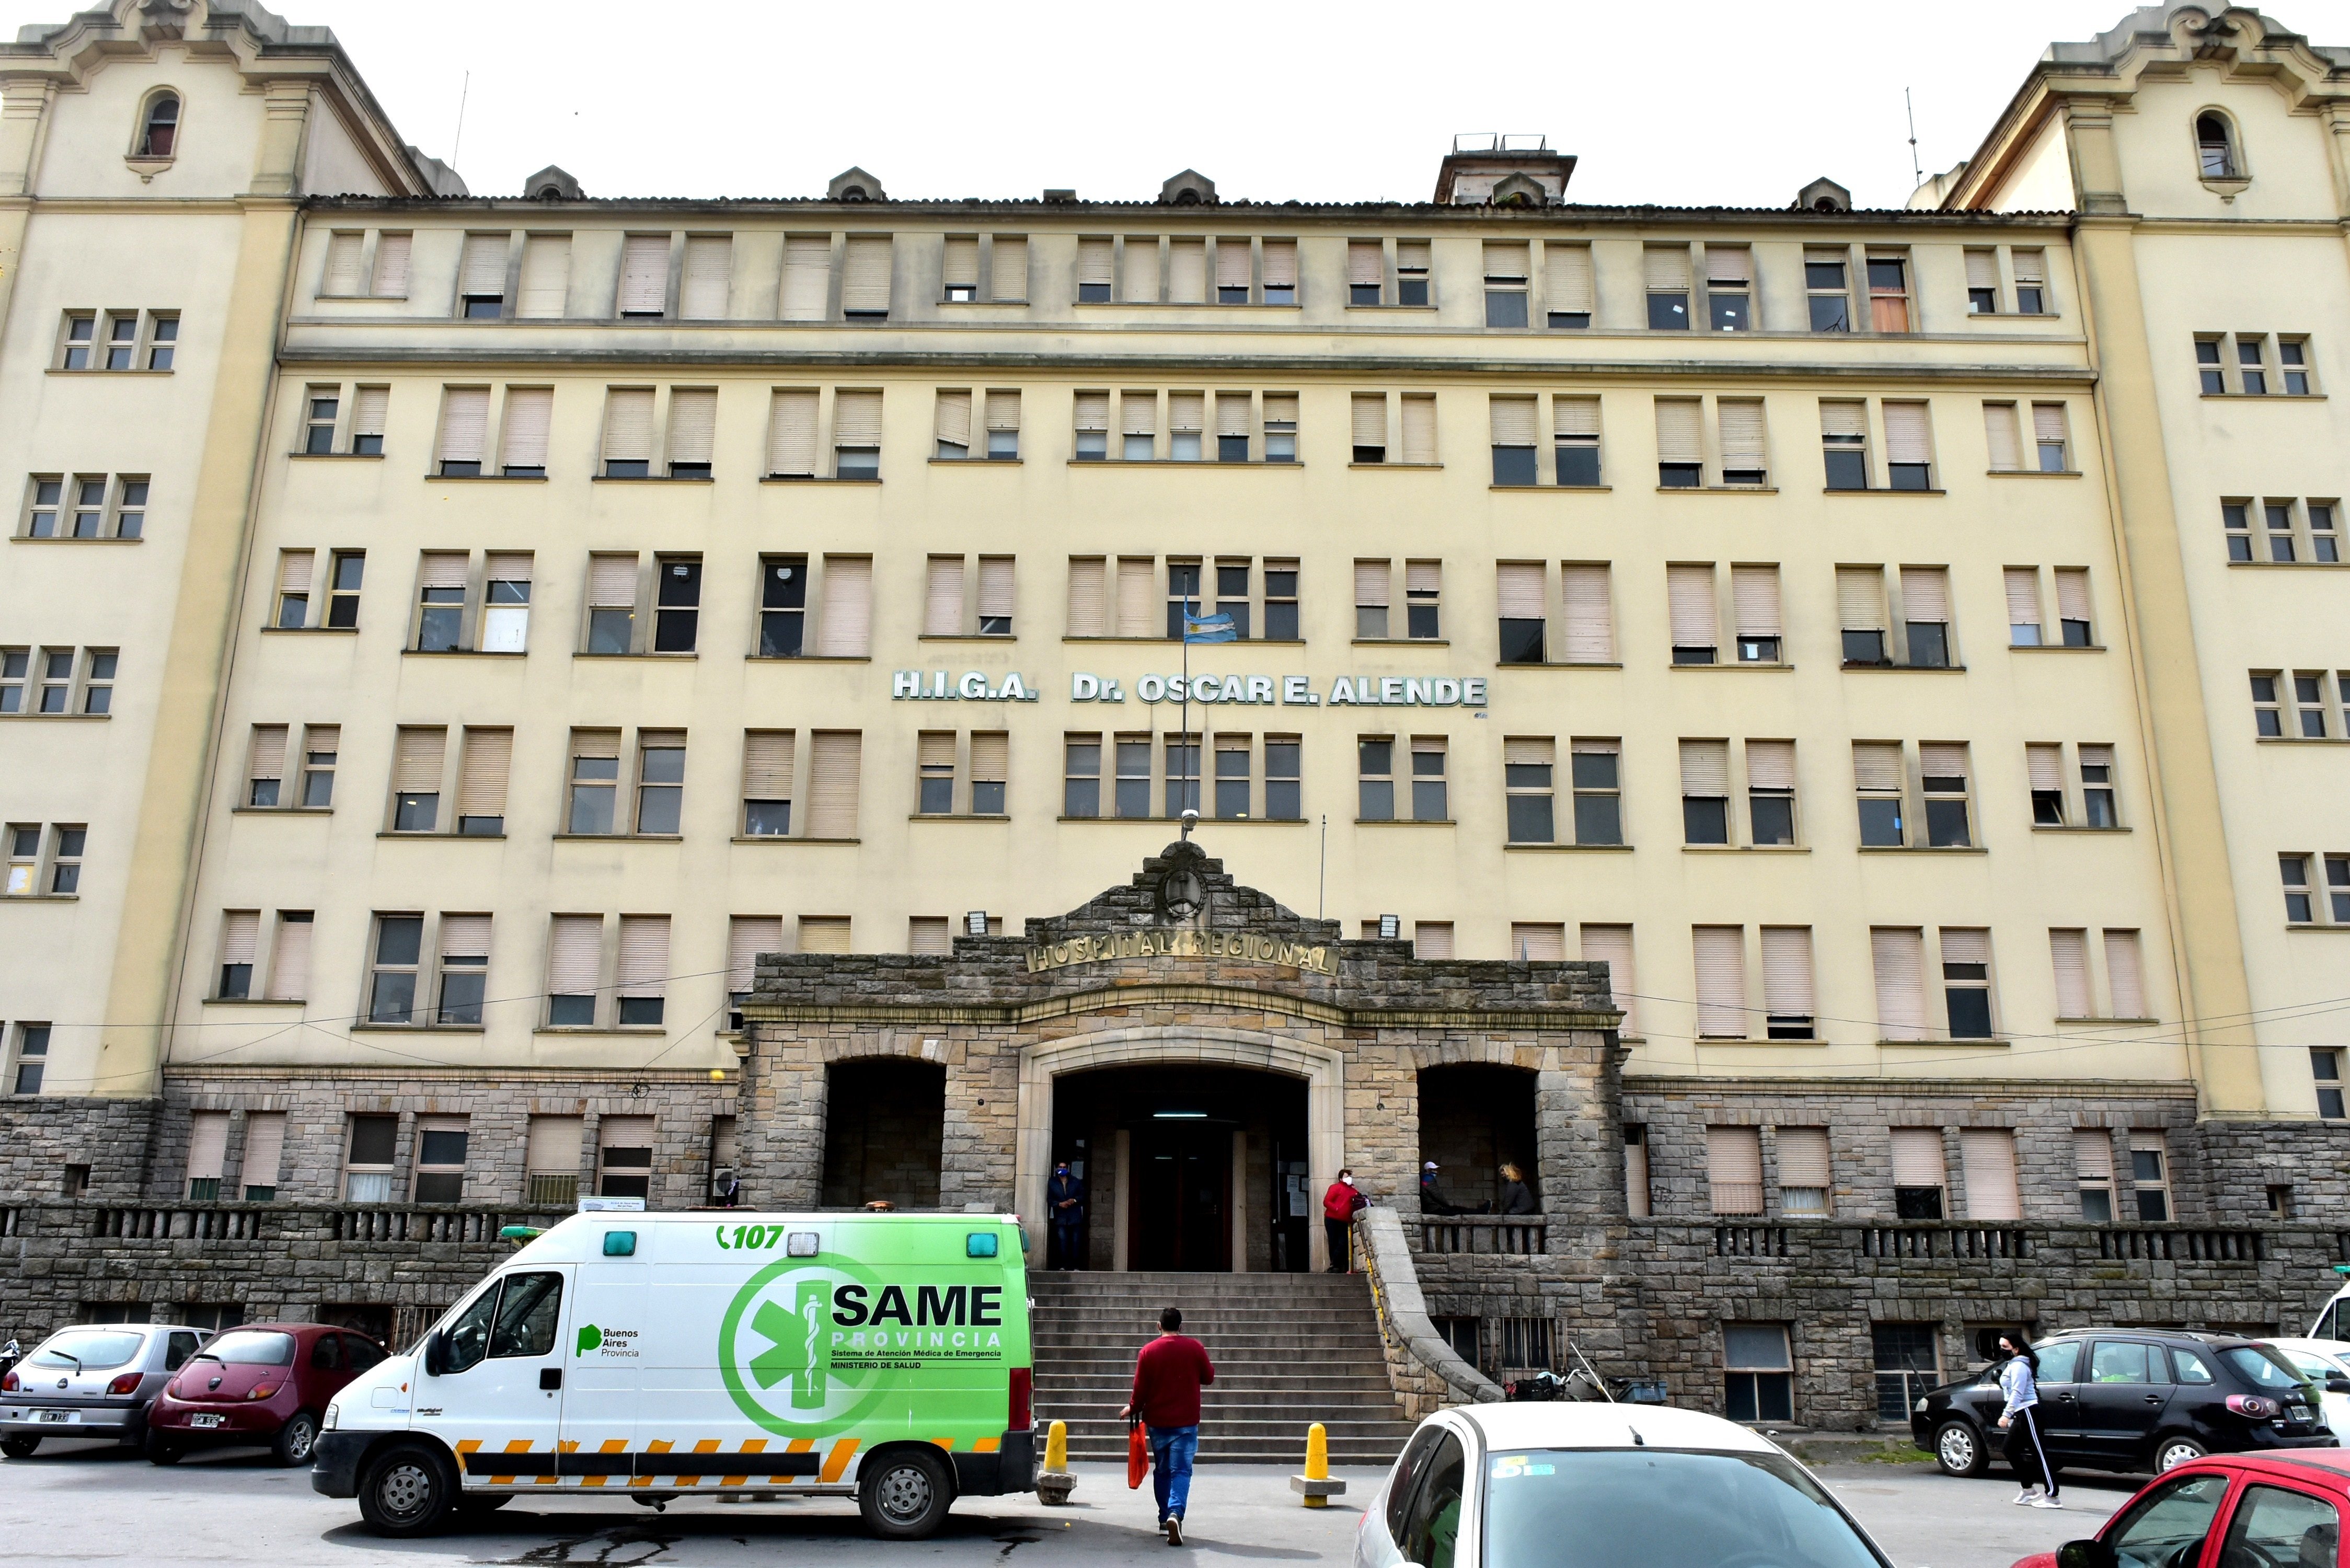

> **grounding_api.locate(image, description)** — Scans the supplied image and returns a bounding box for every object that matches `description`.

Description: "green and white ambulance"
[311,1210,1035,1540]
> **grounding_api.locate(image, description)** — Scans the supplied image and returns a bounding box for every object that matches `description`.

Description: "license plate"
[36,1410,68,1423]
[189,1414,223,1429]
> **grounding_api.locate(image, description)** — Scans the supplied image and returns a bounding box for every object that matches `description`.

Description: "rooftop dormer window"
[135,92,178,159]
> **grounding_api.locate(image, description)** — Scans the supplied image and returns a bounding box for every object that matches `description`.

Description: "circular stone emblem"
[717,1256,889,1438]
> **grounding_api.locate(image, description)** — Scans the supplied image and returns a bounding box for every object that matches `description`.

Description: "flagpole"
[1180,575,1193,838]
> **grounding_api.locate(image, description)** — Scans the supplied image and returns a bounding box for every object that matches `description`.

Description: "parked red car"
[144,1323,386,1467]
[2012,1449,2349,1567]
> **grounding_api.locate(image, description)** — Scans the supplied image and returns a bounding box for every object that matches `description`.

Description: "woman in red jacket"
[1321,1169,1366,1273]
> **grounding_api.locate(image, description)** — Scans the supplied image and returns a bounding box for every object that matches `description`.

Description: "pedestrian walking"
[1321,1168,1367,1273]
[1995,1331,2062,1509]
[1047,1161,1087,1270]
[1121,1306,1215,1546]
[1499,1163,1537,1216]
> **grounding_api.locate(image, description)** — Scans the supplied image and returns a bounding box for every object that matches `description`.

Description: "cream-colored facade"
[0,0,2344,1221]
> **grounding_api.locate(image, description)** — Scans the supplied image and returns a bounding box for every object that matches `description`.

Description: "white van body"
[311,1211,1034,1539]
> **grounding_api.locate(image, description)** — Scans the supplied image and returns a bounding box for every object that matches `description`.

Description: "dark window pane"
[618,996,665,1026]
[1485,292,1527,328]
[1906,624,1949,667]
[1858,798,1904,847]
[1507,795,1554,844]
[1264,602,1297,640]
[1064,777,1099,818]
[548,995,595,1025]
[1570,754,1617,790]
[653,609,698,652]
[1842,629,1886,665]
[348,1116,397,1165]
[394,793,437,831]
[1946,989,1994,1039]
[1925,799,1971,848]
[1266,780,1300,820]
[1412,780,1447,820]
[1556,445,1601,486]
[1646,293,1689,330]
[374,917,422,965]
[1398,278,1427,306]
[1573,794,1621,845]
[368,971,415,1024]
[759,612,804,658]
[1499,619,1546,664]
[1358,779,1394,821]
[1894,1187,1944,1220]
[1824,448,1869,490]
[743,799,790,835]
[919,777,953,814]
[1888,463,1931,491]
[1492,446,1537,487]
[1683,798,1729,844]
[1750,795,1794,845]
[1710,294,1749,331]
[1658,463,1703,489]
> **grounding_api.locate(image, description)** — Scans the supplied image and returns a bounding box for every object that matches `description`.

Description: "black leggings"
[2005,1406,2058,1496]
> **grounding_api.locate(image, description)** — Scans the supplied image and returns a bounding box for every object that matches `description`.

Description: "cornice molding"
[743,979,1616,1032]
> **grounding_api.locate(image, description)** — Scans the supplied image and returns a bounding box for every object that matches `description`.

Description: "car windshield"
[2222,1346,2310,1392]
[28,1328,144,1371]
[1481,1448,1891,1568]
[191,1330,293,1366]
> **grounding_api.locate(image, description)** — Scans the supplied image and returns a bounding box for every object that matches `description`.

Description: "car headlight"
[321,1402,339,1431]
[1915,1399,1928,1414]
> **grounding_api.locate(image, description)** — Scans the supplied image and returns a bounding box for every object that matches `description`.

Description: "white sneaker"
[2029,1495,2064,1509]
[2012,1488,2036,1504]
[1166,1515,1183,1546]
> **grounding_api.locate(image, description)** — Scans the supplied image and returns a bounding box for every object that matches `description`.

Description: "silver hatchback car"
[0,1322,210,1456]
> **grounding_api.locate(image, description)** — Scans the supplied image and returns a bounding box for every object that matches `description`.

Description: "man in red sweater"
[1121,1306,1215,1546]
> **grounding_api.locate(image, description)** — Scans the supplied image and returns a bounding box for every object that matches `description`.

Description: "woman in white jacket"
[1996,1332,2063,1508]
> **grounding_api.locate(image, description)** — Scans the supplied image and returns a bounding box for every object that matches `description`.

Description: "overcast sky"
[21,0,2350,207]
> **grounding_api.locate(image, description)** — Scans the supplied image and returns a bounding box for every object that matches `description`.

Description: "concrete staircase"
[1028,1269,1417,1465]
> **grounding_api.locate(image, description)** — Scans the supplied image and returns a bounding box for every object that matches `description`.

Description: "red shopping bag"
[1127,1420,1149,1489]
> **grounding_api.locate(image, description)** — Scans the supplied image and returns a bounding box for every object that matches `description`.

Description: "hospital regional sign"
[891,670,1490,708]
[1024,927,1339,976]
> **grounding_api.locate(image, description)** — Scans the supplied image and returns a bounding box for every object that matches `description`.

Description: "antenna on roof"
[1905,87,1922,189]
[451,70,471,166]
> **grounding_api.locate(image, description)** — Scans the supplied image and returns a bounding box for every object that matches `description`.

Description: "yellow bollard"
[1044,1419,1068,1473]
[1289,1422,1344,1508]
[1036,1419,1077,1505]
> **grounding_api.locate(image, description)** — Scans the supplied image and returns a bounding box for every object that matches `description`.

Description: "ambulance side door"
[414,1266,573,1486]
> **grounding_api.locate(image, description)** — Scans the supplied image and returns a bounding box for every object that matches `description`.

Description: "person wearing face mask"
[1321,1169,1367,1273]
[1047,1160,1087,1271]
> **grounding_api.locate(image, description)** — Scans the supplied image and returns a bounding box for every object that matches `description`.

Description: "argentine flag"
[1182,611,1237,644]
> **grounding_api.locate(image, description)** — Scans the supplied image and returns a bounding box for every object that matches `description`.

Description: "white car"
[1352,1403,1893,1568]
[2263,1338,2350,1439]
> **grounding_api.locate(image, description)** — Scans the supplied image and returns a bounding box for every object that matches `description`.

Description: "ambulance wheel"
[358,1440,457,1537]
[859,1448,953,1540]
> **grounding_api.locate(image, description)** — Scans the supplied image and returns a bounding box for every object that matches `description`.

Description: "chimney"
[1434,134,1574,206]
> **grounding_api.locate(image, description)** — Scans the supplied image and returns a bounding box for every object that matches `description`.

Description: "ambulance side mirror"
[421,1330,447,1378]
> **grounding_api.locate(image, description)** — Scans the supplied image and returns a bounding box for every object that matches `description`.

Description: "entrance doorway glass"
[1132,1121,1230,1272]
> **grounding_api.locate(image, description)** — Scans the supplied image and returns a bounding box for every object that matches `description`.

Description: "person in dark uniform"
[1047,1161,1087,1270]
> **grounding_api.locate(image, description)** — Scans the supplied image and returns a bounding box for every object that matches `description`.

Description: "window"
[1871,926,1926,1042]
[1805,249,1850,332]
[1622,1123,1650,1216]
[1654,398,1702,488]
[1354,560,1392,638]
[653,556,700,652]
[1724,564,1781,664]
[1162,731,1200,817]
[1919,745,1971,847]
[616,233,668,318]
[1571,739,1622,845]
[2080,745,2118,827]
[7,1021,47,1093]
[348,385,384,454]
[2332,856,2350,923]
[1965,249,2000,315]
[1504,737,1555,844]
[1483,241,1528,327]
[326,550,363,628]
[1900,568,1951,667]
[804,731,862,837]
[1718,398,1767,486]
[1410,737,1448,821]
[763,387,819,478]
[240,1110,285,1200]
[1549,396,1602,485]
[567,730,620,835]
[304,388,339,453]
[1778,1126,1830,1213]
[1837,567,1889,666]
[58,313,92,368]
[434,387,489,476]
[600,387,653,477]
[1214,734,1252,818]
[2129,1131,2171,1221]
[2316,501,2342,562]
[1397,240,1430,306]
[457,232,507,317]
[264,913,312,1002]
[1490,397,1537,485]
[516,233,570,318]
[666,388,715,478]
[1667,563,1717,664]
[1851,740,1905,847]
[1820,401,1868,490]
[2282,338,2312,396]
[389,726,444,832]
[1401,395,1437,464]
[2054,568,2093,645]
[1347,240,1384,306]
[367,914,423,1024]
[2013,250,2046,314]
[546,914,601,1025]
[1866,254,1910,332]
[1883,402,1933,489]
[741,730,794,835]
[634,731,685,834]
[1723,1325,1793,1423]
[0,652,20,714]
[300,726,338,808]
[1680,740,1730,844]
[1215,236,1250,304]
[990,235,1028,304]
[2197,331,2314,396]
[80,649,113,714]
[1941,928,1994,1038]
[1497,561,1546,662]
[1357,737,1395,821]
[597,1115,654,1198]
[22,476,60,537]
[1694,927,1746,1038]
[244,725,288,808]
[2197,336,2226,394]
[616,916,669,1025]
[831,388,881,478]
[1261,394,1297,464]
[1583,924,1636,1035]
[2076,1129,2114,1221]
[1890,1126,1946,1217]
[757,555,809,656]
[412,552,465,651]
[343,1115,396,1203]
[727,917,781,1030]
[1265,736,1300,820]
[1960,1128,2020,1220]
[1064,734,1101,817]
[1215,560,1250,638]
[585,554,638,653]
[1351,393,1386,464]
[1644,244,1690,331]
[1413,922,1453,959]
[983,390,1019,459]
[371,234,412,298]
[2105,929,2146,1019]
[34,648,68,712]
[2026,742,2068,825]
[1747,740,1795,845]
[1707,1126,1763,1214]
[1261,239,1297,305]
[2314,1050,2345,1120]
[215,910,257,999]
[935,389,973,460]
[1546,241,1592,328]
[413,1118,469,1202]
[800,915,852,953]
[2196,112,2239,180]
[1510,923,1565,962]
[916,731,955,814]
[1705,245,1751,332]
[2032,403,2070,471]
[1114,733,1150,818]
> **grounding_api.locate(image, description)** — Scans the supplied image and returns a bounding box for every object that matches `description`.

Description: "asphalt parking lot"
[0,1438,2134,1566]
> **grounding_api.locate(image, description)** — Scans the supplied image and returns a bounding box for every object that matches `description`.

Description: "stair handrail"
[1353,1205,1504,1413]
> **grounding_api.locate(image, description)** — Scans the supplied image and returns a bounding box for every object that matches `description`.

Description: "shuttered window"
[1706,1125,1763,1212]
[598,1115,655,1156]
[667,389,717,468]
[1122,235,1159,303]
[325,232,364,294]
[1761,927,1814,1022]
[1216,237,1253,290]
[1704,244,1750,285]
[1581,924,1635,1034]
[1680,739,1730,797]
[1852,740,1903,794]
[942,235,979,293]
[1168,238,1206,303]
[805,731,861,837]
[219,910,258,971]
[2050,928,2091,1017]
[816,556,872,656]
[990,235,1028,302]
[1545,243,1594,312]
[1352,394,1386,453]
[1667,564,1716,648]
[1731,566,1781,636]
[1483,241,1529,282]
[371,232,412,296]
[352,386,388,443]
[1413,922,1453,960]
[527,1115,583,1175]
[1644,245,1691,292]
[1074,391,1110,440]
[187,1111,230,1185]
[1693,926,1746,1037]
[1554,396,1599,439]
[458,232,507,300]
[741,730,796,804]
[1654,398,1702,464]
[547,915,603,1001]
[589,554,638,608]
[266,917,310,1001]
[1355,559,1390,612]
[437,387,489,464]
[1497,561,1546,619]
[781,235,830,320]
[984,389,1019,435]
[458,728,511,821]
[500,387,552,470]
[2075,1128,2113,1183]
[2033,402,2070,467]
[440,913,490,962]
[1883,402,1932,464]
[1745,738,1795,792]
[1890,1127,1946,1189]
[934,389,973,456]
[616,916,669,998]
[925,555,965,635]
[394,726,446,792]
[618,234,669,315]
[977,556,1014,627]
[1983,402,2023,470]
[841,236,892,314]
[1401,395,1437,464]
[1900,566,1951,625]
[1919,743,1969,786]
[1116,557,1156,636]
[1560,563,1612,662]
[249,724,287,790]
[1490,396,1537,447]
[1872,927,1927,1039]
[800,916,852,954]
[240,1111,287,1193]
[2054,568,2092,626]
[832,389,882,452]
[1960,1129,2021,1220]
[602,388,654,463]
[1819,400,1867,439]
[2026,742,2065,795]
[766,388,819,476]
[1837,567,1884,630]
[2012,249,2045,287]
[970,731,1008,797]
[1776,1127,1830,1196]
[1077,237,1113,290]
[1218,391,1253,439]
[1347,240,1383,287]
[1965,249,1999,291]
[680,234,732,318]
[1717,399,1766,474]
[1510,921,1565,960]
[729,916,783,996]
[1261,239,1296,291]
[518,234,570,318]
[1066,557,1106,636]
[1169,391,1205,434]
[2105,929,2146,1018]
[2005,568,2043,639]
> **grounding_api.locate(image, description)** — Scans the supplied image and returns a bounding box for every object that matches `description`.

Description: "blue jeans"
[1148,1424,1199,1521]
